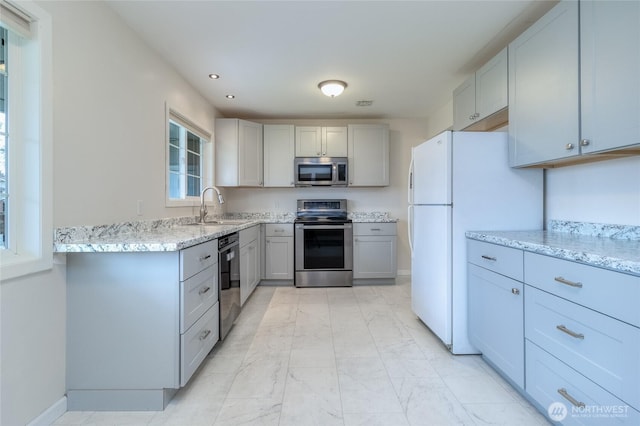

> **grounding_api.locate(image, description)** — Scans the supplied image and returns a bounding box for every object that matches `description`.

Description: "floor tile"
[57,280,549,426]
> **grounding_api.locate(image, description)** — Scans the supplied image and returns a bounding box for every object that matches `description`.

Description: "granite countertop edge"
[466,228,640,277]
[55,212,397,253]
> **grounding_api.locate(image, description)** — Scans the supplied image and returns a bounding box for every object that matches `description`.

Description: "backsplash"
[548,220,640,240]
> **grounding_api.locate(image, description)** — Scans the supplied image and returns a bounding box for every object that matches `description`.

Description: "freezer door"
[411,205,452,347]
[412,131,452,205]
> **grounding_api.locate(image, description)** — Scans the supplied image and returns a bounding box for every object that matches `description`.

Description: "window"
[166,108,211,206]
[0,2,53,281]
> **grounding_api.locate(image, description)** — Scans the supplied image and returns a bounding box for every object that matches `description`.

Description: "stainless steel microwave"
[294,157,348,186]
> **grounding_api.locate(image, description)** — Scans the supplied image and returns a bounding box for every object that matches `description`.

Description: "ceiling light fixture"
[225,94,235,99]
[318,80,347,97]
[208,73,220,79]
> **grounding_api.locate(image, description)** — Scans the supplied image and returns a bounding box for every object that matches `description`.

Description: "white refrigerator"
[408,130,543,354]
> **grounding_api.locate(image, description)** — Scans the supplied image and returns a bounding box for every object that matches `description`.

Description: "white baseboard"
[28,396,67,426]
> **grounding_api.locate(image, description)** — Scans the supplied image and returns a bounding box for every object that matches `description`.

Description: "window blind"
[0,0,32,38]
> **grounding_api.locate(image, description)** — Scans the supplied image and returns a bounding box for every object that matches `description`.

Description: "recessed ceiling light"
[208,74,220,79]
[226,95,235,99]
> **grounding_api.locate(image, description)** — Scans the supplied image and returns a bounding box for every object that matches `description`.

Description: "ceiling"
[106,0,557,120]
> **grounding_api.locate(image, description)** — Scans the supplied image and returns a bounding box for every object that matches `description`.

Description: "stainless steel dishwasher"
[218,232,240,340]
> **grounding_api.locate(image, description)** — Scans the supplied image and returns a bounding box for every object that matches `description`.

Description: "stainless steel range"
[294,199,353,287]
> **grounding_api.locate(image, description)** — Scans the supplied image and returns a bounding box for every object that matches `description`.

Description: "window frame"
[0,1,53,281]
[165,105,212,207]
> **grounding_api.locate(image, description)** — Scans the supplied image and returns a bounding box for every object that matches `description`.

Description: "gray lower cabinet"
[264,223,294,282]
[240,225,261,305]
[66,240,219,411]
[467,239,525,389]
[467,237,640,424]
[353,223,396,283]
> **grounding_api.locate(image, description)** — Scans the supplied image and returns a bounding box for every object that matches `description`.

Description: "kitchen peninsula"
[56,212,397,411]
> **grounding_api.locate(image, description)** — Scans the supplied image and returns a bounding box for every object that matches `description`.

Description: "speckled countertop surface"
[466,220,640,276]
[54,212,397,253]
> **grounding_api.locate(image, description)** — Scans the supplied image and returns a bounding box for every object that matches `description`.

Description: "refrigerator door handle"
[407,153,414,204]
[407,205,414,255]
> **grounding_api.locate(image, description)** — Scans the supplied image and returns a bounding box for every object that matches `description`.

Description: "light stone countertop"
[466,220,640,276]
[54,212,397,253]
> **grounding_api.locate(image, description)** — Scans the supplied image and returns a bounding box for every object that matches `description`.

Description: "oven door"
[295,223,353,271]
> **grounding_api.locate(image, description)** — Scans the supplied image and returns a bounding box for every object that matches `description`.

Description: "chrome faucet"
[199,186,225,223]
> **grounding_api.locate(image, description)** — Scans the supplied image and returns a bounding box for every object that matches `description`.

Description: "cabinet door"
[476,47,508,120]
[295,126,322,156]
[238,120,263,186]
[323,126,348,156]
[347,124,390,186]
[468,264,524,388]
[353,235,396,279]
[240,239,260,306]
[508,0,579,167]
[265,236,294,280]
[452,74,476,131]
[580,0,640,154]
[264,124,295,187]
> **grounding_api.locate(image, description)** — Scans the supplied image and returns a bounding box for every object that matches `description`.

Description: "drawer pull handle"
[370,228,382,231]
[199,286,211,295]
[275,229,284,232]
[199,329,211,341]
[554,276,582,288]
[199,254,212,262]
[556,324,584,340]
[558,388,586,408]
[511,288,520,295]
[481,255,497,261]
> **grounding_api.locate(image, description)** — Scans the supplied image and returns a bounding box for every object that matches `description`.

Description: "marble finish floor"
[55,278,549,425]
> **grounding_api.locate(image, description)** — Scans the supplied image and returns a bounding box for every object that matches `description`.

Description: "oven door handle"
[296,224,352,230]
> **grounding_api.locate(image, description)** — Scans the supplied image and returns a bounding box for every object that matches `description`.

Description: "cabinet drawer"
[239,225,259,247]
[265,223,293,237]
[467,239,523,280]
[180,264,218,333]
[180,240,217,281]
[526,341,640,425]
[525,252,640,327]
[353,222,396,236]
[180,302,219,387]
[468,264,524,388]
[526,286,640,410]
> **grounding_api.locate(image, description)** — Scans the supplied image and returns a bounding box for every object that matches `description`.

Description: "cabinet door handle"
[370,228,381,231]
[199,329,211,341]
[199,254,212,262]
[199,286,211,295]
[554,276,582,288]
[275,229,284,233]
[558,388,586,408]
[565,143,575,150]
[556,324,584,340]
[481,255,497,261]
[511,288,520,295]
[580,139,590,147]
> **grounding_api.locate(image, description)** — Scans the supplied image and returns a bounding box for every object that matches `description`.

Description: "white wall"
[0,1,219,424]
[225,118,430,274]
[546,156,640,225]
[48,2,219,227]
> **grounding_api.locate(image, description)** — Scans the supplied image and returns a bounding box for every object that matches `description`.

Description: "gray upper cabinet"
[215,118,264,186]
[580,0,640,155]
[508,0,580,167]
[509,0,640,167]
[453,48,508,131]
